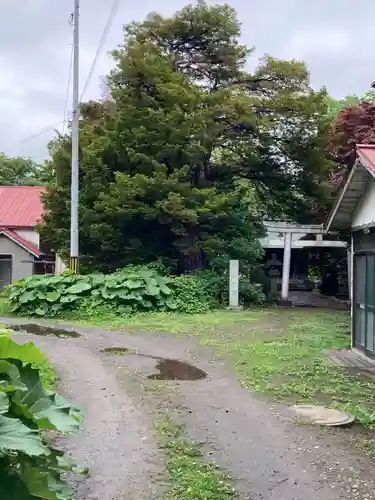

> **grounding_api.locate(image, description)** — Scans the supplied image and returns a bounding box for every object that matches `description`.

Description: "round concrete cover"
[292,404,355,427]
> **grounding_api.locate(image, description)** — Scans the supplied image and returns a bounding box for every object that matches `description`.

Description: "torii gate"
[260,221,347,303]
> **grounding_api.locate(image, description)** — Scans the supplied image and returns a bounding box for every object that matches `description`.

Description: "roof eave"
[0,229,41,258]
[324,162,358,233]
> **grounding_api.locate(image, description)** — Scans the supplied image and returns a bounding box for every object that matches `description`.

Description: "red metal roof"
[0,186,44,228]
[0,228,41,257]
[357,144,375,175]
[325,144,375,230]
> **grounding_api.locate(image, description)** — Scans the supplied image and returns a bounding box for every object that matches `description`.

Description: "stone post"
[229,260,239,309]
[281,231,292,303]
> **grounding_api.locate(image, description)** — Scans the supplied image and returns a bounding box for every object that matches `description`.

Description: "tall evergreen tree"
[41,2,335,272]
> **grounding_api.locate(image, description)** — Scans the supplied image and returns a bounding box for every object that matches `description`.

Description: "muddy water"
[102,346,207,381]
[148,359,207,381]
[101,347,135,355]
[9,324,81,338]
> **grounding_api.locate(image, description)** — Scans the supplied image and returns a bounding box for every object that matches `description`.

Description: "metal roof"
[0,186,44,228]
[325,145,375,231]
[0,228,41,257]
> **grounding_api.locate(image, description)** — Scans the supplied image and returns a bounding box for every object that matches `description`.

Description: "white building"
[326,144,375,358]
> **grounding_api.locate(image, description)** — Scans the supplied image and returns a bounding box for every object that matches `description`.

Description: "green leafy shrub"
[250,267,270,297]
[7,266,176,317]
[195,270,265,307]
[7,264,264,318]
[238,281,265,305]
[0,333,83,499]
[167,270,265,313]
[169,275,219,314]
[0,295,10,316]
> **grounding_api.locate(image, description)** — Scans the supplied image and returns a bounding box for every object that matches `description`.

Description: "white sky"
[2,0,375,162]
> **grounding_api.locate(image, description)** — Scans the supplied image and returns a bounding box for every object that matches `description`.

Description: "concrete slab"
[288,291,349,309]
[324,347,375,369]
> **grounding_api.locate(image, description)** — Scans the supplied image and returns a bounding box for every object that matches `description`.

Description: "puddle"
[101,347,158,359]
[101,347,135,355]
[9,324,81,338]
[101,346,207,381]
[148,359,207,381]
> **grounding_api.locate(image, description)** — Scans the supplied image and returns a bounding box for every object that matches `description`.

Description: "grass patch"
[0,296,11,316]
[72,307,375,428]
[157,415,235,499]
[230,313,375,423]
[66,309,267,337]
[38,359,58,390]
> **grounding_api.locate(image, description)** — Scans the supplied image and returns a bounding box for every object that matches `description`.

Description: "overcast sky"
[2,0,374,162]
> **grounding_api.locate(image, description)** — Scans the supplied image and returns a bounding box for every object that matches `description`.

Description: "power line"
[62,43,74,135]
[18,0,121,148]
[19,121,65,145]
[18,11,76,146]
[80,0,121,102]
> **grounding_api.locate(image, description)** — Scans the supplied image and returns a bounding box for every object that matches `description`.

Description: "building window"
[0,255,12,289]
[33,260,55,276]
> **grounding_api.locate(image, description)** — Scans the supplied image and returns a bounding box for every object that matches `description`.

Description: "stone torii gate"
[260,222,347,304]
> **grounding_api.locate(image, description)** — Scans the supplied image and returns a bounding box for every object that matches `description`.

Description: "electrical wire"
[19,121,65,144]
[18,0,120,147]
[18,11,74,146]
[62,43,74,135]
[80,0,121,102]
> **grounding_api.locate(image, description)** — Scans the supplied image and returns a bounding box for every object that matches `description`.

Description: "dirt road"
[4,318,375,500]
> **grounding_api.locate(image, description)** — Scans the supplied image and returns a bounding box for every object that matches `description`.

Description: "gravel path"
[5,321,163,500]
[4,318,375,500]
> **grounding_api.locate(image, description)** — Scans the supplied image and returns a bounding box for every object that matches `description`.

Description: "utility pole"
[70,0,80,274]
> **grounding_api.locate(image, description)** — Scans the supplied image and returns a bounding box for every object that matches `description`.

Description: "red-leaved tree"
[330,101,375,170]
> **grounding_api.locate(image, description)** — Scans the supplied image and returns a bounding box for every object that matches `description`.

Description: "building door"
[353,253,375,355]
[0,255,12,290]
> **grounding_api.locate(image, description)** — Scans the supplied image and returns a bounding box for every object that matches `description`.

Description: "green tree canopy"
[0,153,43,186]
[41,1,336,272]
[326,90,375,119]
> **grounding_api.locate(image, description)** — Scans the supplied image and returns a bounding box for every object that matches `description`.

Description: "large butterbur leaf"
[42,446,87,475]
[59,295,79,304]
[159,283,172,295]
[20,461,74,500]
[165,297,178,310]
[28,393,81,434]
[12,364,81,434]
[45,292,61,303]
[0,392,9,414]
[90,273,105,285]
[65,282,91,294]
[0,415,48,456]
[145,285,161,297]
[19,291,38,304]
[101,287,116,299]
[0,359,27,393]
[35,306,48,316]
[0,471,35,500]
[0,335,82,499]
[0,337,47,367]
[122,279,143,289]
